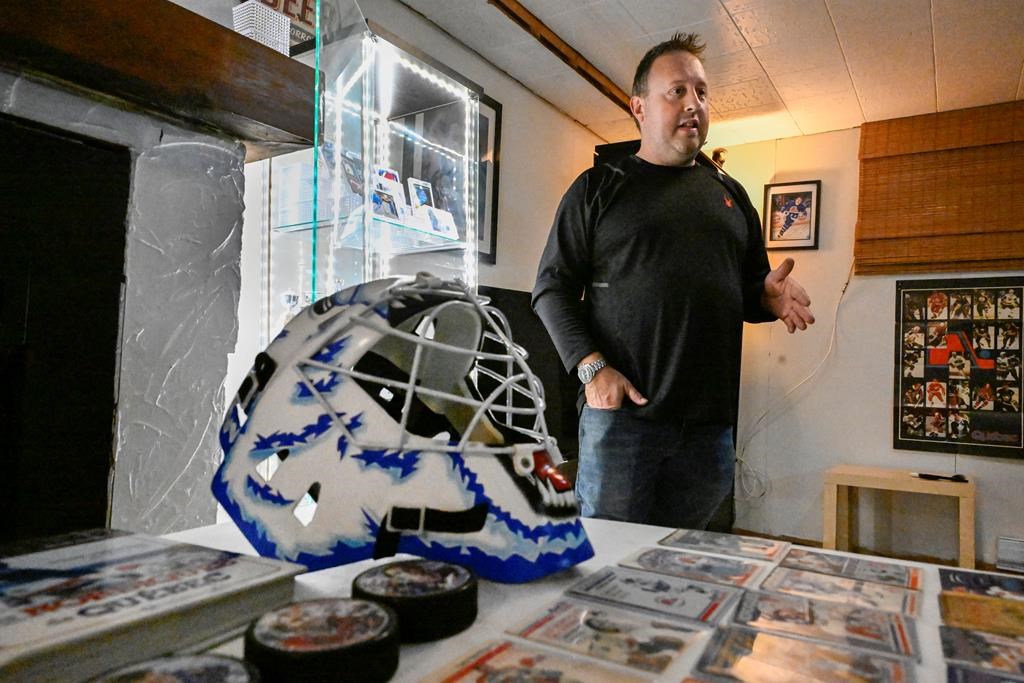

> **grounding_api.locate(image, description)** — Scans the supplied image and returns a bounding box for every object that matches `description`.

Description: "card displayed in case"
[659,528,790,561]
[781,547,924,589]
[940,593,1024,637]
[508,598,706,674]
[940,568,1024,601]
[566,565,742,626]
[697,626,912,683]
[423,639,646,683]
[619,546,766,588]
[946,661,1024,682]
[940,625,1024,678]
[731,590,919,658]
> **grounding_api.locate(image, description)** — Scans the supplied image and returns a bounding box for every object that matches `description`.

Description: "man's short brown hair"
[631,32,707,98]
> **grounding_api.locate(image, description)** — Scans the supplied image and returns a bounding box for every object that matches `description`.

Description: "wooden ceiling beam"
[0,0,315,161]
[486,0,632,115]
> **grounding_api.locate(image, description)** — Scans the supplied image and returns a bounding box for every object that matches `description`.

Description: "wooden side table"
[823,464,976,568]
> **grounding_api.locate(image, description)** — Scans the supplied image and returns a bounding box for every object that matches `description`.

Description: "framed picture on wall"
[762,180,821,250]
[477,93,502,265]
[893,276,1023,459]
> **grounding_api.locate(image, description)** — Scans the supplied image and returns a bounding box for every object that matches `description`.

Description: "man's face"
[631,51,709,166]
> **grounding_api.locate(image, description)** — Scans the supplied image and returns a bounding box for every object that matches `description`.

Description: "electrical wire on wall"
[735,258,856,501]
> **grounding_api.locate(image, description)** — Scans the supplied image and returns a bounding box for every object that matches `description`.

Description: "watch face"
[578,365,592,383]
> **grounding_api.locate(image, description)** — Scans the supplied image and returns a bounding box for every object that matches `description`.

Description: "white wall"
[356,0,605,292]
[726,128,1024,565]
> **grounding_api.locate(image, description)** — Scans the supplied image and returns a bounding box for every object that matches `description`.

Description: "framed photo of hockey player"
[763,180,821,250]
[894,277,1023,459]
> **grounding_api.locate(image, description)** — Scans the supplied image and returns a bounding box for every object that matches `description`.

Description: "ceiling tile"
[400,0,1022,148]
[932,0,1024,111]
[588,116,640,143]
[769,63,856,101]
[645,15,751,60]
[421,2,527,52]
[488,40,570,81]
[785,88,864,135]
[827,0,935,121]
[537,0,649,87]
[617,0,726,35]
[704,51,767,89]
[712,76,780,113]
[706,107,802,146]
[530,71,629,126]
[518,0,604,20]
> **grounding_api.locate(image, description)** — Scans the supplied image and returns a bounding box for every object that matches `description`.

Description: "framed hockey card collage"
[894,277,1023,458]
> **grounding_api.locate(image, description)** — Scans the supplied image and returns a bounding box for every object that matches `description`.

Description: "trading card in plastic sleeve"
[422,639,647,683]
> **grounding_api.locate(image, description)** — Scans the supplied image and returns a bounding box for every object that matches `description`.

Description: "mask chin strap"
[373,503,490,559]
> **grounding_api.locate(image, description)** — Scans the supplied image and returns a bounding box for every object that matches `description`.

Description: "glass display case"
[259,2,480,342]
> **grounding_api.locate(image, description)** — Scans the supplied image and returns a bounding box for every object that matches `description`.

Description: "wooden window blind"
[855,101,1024,274]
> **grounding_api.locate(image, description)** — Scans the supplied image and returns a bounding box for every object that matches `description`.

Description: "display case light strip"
[325,93,463,162]
[387,119,463,160]
[463,97,477,289]
[390,50,469,101]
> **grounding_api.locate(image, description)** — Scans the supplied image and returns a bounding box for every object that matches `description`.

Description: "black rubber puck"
[91,654,260,682]
[351,559,477,643]
[244,598,399,683]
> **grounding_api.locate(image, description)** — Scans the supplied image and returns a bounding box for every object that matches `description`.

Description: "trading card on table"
[947,662,1024,682]
[941,568,1024,601]
[619,546,766,588]
[508,598,705,674]
[566,565,742,625]
[423,639,646,683]
[761,567,920,616]
[781,548,923,589]
[731,590,919,658]
[940,626,1024,678]
[940,593,1024,638]
[696,625,913,683]
[658,528,790,561]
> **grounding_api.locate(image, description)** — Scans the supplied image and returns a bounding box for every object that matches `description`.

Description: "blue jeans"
[576,406,735,529]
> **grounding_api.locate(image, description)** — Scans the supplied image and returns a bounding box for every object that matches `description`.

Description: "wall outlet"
[997,536,1024,574]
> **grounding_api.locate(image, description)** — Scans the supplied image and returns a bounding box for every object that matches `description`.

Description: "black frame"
[762,180,821,250]
[893,276,1023,458]
[477,93,501,265]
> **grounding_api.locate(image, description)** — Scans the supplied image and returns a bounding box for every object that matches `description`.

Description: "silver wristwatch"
[577,358,607,384]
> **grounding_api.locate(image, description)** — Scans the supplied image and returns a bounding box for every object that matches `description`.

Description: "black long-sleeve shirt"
[532,155,775,423]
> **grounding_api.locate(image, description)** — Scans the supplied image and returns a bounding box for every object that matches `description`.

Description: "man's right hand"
[585,365,648,409]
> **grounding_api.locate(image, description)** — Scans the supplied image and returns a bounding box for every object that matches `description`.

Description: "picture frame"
[762,180,821,250]
[371,189,400,220]
[407,177,434,210]
[893,276,1023,459]
[477,93,502,265]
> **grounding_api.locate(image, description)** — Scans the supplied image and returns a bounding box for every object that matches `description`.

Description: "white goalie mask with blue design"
[213,274,593,582]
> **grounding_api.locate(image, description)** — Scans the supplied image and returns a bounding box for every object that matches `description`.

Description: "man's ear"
[629,95,645,125]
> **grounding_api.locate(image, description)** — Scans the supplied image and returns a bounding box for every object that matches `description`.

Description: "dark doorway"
[0,114,130,543]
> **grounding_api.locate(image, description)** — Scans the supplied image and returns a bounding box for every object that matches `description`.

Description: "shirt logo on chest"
[723,194,733,209]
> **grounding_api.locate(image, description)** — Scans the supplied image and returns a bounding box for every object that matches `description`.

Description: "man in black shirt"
[532,33,814,529]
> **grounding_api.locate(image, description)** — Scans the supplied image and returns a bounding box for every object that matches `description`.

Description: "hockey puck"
[91,654,260,682]
[351,559,477,643]
[244,598,399,683]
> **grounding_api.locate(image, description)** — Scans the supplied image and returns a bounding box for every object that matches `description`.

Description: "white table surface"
[165,519,950,681]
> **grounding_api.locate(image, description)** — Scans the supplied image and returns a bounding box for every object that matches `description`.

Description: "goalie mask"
[212,274,594,583]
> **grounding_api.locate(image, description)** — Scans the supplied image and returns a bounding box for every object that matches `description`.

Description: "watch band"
[577,358,607,384]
